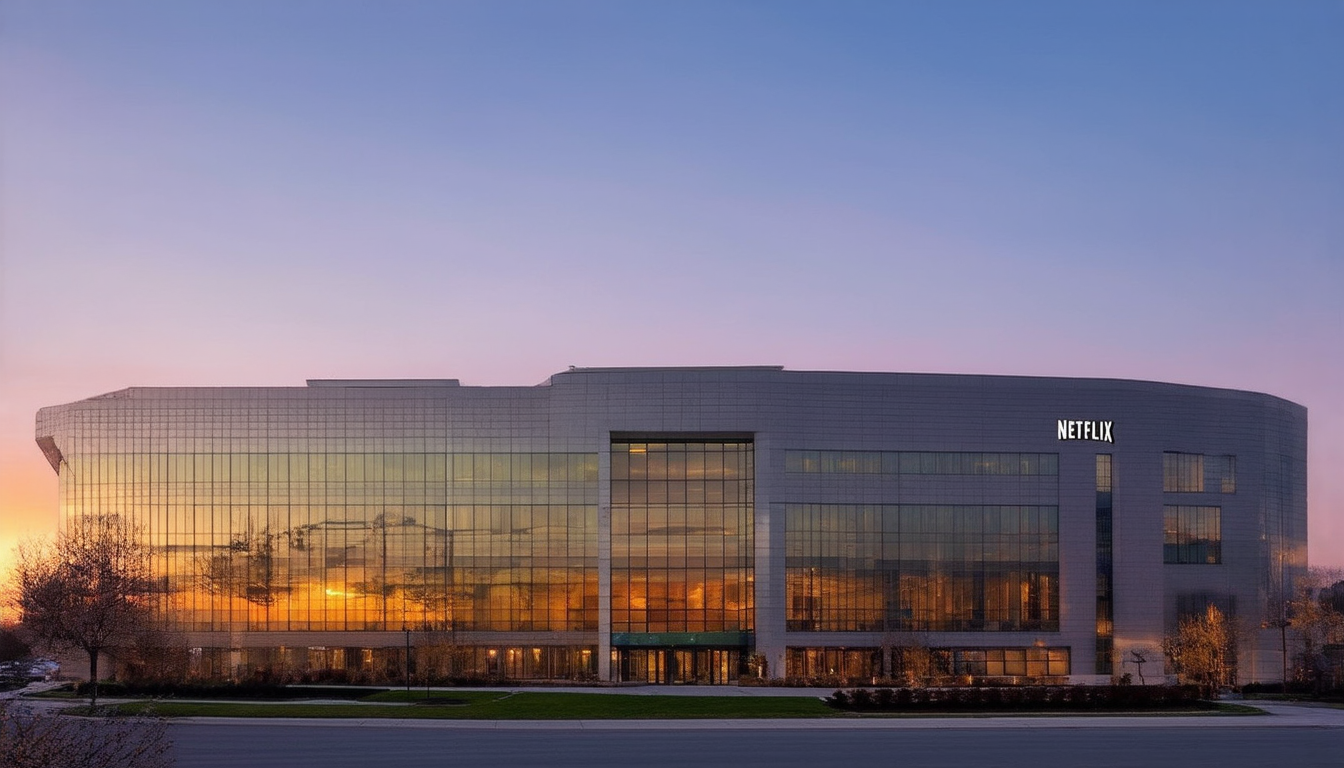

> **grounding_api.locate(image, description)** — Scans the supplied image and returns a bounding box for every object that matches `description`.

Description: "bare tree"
[884,631,937,687]
[1163,604,1235,695]
[1289,567,1344,689]
[0,700,172,768]
[1124,646,1159,686]
[10,515,154,707]
[200,525,281,609]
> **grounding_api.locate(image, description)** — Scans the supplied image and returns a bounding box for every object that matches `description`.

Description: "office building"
[35,367,1306,684]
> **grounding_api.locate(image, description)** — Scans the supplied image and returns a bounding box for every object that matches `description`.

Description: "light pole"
[404,622,412,695]
[1276,616,1289,686]
[1282,618,1289,685]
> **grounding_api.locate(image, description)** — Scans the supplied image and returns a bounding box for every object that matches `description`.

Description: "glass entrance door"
[616,648,743,684]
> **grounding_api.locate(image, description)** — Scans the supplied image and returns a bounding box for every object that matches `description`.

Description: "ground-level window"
[784,646,1070,682]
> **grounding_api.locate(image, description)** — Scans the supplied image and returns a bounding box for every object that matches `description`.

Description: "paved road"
[167,705,1344,768]
[13,683,1340,768]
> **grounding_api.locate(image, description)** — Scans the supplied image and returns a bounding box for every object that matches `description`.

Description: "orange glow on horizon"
[0,444,62,610]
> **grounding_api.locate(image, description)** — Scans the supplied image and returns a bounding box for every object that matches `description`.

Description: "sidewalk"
[166,702,1344,730]
[0,680,67,700]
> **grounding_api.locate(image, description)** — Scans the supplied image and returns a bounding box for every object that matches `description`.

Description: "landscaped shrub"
[823,685,1210,712]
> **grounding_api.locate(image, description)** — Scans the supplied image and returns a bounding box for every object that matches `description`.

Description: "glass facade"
[610,440,754,684]
[784,646,1070,681]
[786,647,883,680]
[58,450,600,633]
[784,504,1060,632]
[610,441,755,636]
[188,644,598,682]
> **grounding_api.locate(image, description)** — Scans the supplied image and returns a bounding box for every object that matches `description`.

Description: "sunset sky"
[1,1,1340,577]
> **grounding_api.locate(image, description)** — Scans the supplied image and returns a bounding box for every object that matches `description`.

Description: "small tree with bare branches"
[1163,604,1235,695]
[1290,567,1344,689]
[10,515,154,707]
[1125,646,1159,686]
[883,631,937,687]
[0,700,172,768]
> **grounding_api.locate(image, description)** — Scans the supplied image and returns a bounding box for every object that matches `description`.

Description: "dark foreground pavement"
[168,707,1344,768]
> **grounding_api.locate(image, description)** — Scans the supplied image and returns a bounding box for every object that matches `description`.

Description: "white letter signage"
[1056,419,1114,443]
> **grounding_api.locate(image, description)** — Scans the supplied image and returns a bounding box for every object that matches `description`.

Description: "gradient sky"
[1,1,1341,578]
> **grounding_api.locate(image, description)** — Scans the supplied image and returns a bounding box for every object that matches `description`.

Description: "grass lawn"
[60,691,1266,720]
[84,692,837,719]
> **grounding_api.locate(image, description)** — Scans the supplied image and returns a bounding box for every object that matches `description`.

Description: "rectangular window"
[1094,455,1113,675]
[784,450,1059,477]
[1208,455,1236,494]
[784,504,1060,632]
[1095,454,1112,494]
[1163,505,1221,564]
[611,440,754,636]
[1163,452,1204,492]
[948,647,1070,679]
[1163,452,1236,494]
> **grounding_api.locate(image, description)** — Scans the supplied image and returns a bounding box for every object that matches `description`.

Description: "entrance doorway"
[616,648,743,684]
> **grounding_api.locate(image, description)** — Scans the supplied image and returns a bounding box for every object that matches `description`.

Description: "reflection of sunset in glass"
[610,443,754,628]
[48,438,601,634]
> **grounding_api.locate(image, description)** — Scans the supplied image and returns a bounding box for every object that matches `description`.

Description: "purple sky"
[1,1,1340,572]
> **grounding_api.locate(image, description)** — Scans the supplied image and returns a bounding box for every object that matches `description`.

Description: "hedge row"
[826,685,1208,711]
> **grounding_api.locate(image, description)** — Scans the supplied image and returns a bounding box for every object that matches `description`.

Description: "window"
[951,647,1070,678]
[1163,453,1203,492]
[1094,454,1113,674]
[1164,452,1236,493]
[1209,455,1236,493]
[784,450,1058,476]
[1164,505,1221,564]
[784,504,1060,632]
[611,440,755,635]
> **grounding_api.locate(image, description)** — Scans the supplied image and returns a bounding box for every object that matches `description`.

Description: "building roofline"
[33,367,1307,415]
[561,366,786,373]
[306,379,461,388]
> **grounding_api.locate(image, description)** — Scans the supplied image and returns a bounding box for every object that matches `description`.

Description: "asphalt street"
[10,683,1340,768]
[165,706,1344,768]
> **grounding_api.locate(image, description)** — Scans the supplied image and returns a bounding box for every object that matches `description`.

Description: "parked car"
[27,659,60,680]
[0,658,60,682]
